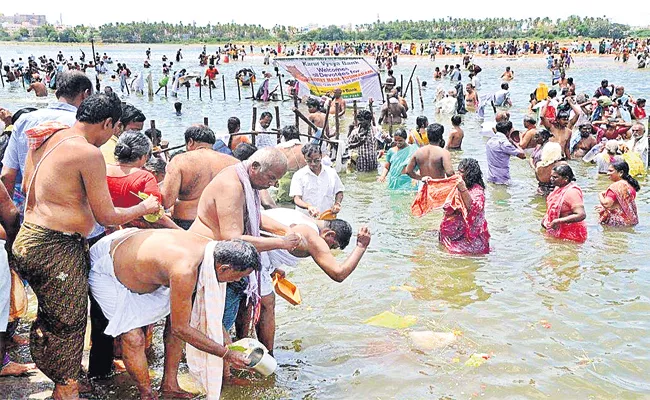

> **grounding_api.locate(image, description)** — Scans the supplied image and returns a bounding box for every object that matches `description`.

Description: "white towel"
[89,229,171,337]
[186,241,226,399]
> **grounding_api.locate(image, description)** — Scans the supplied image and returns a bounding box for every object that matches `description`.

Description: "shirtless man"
[446,115,464,150]
[378,91,408,126]
[465,83,478,111]
[190,148,301,355]
[275,125,305,203]
[540,98,580,160]
[89,230,258,399]
[27,79,48,97]
[384,69,396,92]
[161,125,239,230]
[306,98,328,137]
[501,66,514,81]
[572,123,598,158]
[328,88,346,116]
[405,123,454,181]
[519,116,538,150]
[12,93,159,400]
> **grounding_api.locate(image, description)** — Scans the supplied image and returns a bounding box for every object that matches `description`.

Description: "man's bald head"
[496,111,510,123]
[248,147,288,190]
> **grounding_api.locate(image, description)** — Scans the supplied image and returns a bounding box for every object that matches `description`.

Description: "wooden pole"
[410,82,414,110]
[22,74,26,90]
[403,65,418,96]
[416,77,424,109]
[209,79,212,100]
[236,78,241,101]
[377,74,386,103]
[204,117,209,126]
[277,70,285,101]
[293,94,300,133]
[353,100,358,126]
[91,38,97,65]
[0,60,4,88]
[222,75,226,101]
[400,74,403,96]
[199,80,202,101]
[274,105,281,144]
[251,107,257,146]
[335,103,340,140]
[164,85,167,97]
[150,120,160,147]
[250,80,255,100]
[186,84,189,100]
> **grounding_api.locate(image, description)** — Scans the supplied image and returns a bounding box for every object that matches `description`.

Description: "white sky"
[3,1,649,29]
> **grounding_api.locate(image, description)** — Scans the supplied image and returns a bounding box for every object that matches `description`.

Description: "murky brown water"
[2,43,650,399]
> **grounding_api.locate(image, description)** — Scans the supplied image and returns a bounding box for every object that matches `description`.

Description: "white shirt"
[255,123,277,148]
[289,165,345,214]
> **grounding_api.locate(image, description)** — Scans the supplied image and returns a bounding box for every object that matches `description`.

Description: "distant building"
[0,13,47,26]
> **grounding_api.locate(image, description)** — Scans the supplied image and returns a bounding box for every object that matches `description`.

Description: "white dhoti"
[186,241,225,399]
[0,240,10,331]
[89,229,171,337]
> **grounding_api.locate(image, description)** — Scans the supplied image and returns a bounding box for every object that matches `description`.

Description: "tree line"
[0,16,643,43]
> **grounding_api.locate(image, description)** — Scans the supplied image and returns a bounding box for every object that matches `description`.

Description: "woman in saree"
[596,160,640,226]
[378,129,417,191]
[407,115,429,147]
[542,164,587,242]
[439,158,490,254]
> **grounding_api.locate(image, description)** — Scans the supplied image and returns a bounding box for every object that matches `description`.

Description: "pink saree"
[439,184,490,254]
[543,183,587,242]
[597,180,638,226]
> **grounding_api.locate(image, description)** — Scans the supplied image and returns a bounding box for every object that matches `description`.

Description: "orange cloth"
[25,121,69,150]
[411,175,465,218]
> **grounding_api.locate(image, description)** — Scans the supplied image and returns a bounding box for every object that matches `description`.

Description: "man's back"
[23,129,99,235]
[164,149,239,221]
[413,145,452,179]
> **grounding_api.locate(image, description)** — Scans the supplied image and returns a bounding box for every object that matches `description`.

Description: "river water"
[2,43,650,399]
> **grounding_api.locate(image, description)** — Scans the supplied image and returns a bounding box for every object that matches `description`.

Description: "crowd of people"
[0,39,648,399]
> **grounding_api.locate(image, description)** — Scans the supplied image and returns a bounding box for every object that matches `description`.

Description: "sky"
[2,1,649,29]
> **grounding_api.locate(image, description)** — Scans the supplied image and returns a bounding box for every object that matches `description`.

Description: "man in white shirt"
[255,111,277,149]
[290,144,344,218]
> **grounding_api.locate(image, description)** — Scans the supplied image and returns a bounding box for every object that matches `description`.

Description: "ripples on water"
[2,44,650,398]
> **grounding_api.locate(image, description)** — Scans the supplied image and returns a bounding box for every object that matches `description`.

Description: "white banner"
[275,57,382,102]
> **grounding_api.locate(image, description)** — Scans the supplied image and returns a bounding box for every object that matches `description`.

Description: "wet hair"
[324,219,352,250]
[281,125,300,141]
[114,131,152,163]
[394,128,407,139]
[227,117,241,133]
[213,239,261,272]
[611,160,640,191]
[537,128,552,142]
[184,124,216,145]
[76,92,122,126]
[306,98,320,110]
[458,158,484,189]
[567,77,574,85]
[416,116,428,129]
[144,157,167,175]
[260,111,273,121]
[553,164,576,182]
[11,107,38,125]
[301,143,322,157]
[120,104,145,127]
[495,120,513,135]
[548,89,557,98]
[556,111,570,120]
[523,115,537,126]
[174,102,182,112]
[451,115,461,126]
[249,147,287,172]
[501,82,509,90]
[55,70,92,100]
[637,98,646,106]
[426,123,444,144]
[144,127,162,146]
[601,79,608,87]
[233,142,257,161]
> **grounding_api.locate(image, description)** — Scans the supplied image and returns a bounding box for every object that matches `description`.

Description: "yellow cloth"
[622,152,646,177]
[100,135,118,165]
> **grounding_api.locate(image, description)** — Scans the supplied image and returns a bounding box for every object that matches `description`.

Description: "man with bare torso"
[572,123,598,158]
[12,93,159,400]
[306,98,328,138]
[519,116,538,150]
[328,88,346,116]
[446,115,464,150]
[540,97,580,159]
[89,230,258,399]
[27,79,48,97]
[189,148,301,358]
[405,123,454,181]
[275,125,306,203]
[161,125,239,230]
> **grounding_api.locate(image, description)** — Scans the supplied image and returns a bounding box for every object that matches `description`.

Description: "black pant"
[88,293,114,379]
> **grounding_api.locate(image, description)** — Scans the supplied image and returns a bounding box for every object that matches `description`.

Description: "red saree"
[439,184,490,254]
[542,183,587,242]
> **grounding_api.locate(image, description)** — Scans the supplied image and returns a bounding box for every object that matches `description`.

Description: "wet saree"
[386,145,417,191]
[597,180,638,226]
[542,183,588,242]
[439,184,490,254]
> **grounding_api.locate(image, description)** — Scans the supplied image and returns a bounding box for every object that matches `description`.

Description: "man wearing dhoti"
[89,229,258,399]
